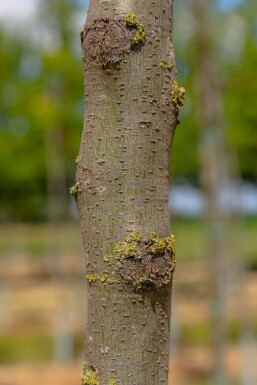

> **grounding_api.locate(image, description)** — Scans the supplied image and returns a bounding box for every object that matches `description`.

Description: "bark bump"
[113,232,176,291]
[82,15,145,69]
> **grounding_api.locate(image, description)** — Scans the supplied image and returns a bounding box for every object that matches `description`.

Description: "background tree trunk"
[191,0,228,383]
[75,1,181,385]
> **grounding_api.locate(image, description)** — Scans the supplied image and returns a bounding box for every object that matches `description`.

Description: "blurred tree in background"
[224,0,257,181]
[0,0,84,221]
[171,0,257,183]
[0,0,256,221]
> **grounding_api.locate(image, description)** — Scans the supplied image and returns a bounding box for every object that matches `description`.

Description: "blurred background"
[0,0,256,384]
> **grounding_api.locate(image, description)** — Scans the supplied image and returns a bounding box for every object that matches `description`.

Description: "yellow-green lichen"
[133,24,145,44]
[113,242,123,258]
[150,232,158,242]
[125,231,142,243]
[75,155,81,164]
[86,273,117,286]
[69,182,81,196]
[159,61,173,70]
[114,232,176,259]
[114,232,142,260]
[103,255,110,263]
[125,14,138,27]
[124,242,137,257]
[86,274,99,283]
[99,274,106,283]
[165,234,176,255]
[150,237,165,255]
[125,14,145,45]
[108,381,117,385]
[149,232,165,254]
[106,277,117,285]
[80,370,100,385]
[149,99,160,107]
[166,234,176,269]
[170,81,185,110]
[171,254,176,269]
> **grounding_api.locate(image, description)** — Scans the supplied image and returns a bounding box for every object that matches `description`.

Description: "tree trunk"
[74,1,182,384]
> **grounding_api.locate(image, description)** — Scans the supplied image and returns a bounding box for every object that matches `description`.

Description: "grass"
[0,334,53,363]
[0,333,84,363]
[172,219,207,261]
[0,222,82,259]
[172,217,257,266]
[181,320,257,347]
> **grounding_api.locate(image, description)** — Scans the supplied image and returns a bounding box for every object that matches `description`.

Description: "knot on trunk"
[113,232,176,291]
[81,16,145,69]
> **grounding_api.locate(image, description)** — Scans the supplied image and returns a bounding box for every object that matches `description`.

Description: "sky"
[0,0,39,23]
[218,0,244,11]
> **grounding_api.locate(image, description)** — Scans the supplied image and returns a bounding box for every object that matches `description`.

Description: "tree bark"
[74,1,182,385]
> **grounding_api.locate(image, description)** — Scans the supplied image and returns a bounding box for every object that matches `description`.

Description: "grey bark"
[74,1,181,384]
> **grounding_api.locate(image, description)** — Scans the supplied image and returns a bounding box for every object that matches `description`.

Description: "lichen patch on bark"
[113,232,176,291]
[119,252,174,291]
[81,364,100,385]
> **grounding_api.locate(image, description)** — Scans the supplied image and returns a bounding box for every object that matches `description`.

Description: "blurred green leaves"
[172,0,257,184]
[0,0,84,221]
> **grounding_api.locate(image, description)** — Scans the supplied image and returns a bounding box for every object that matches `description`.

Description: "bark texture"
[75,1,180,384]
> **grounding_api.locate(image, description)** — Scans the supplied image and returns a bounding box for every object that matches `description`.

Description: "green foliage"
[172,0,257,184]
[225,36,257,181]
[0,0,84,221]
[181,323,212,346]
[0,334,52,362]
[0,331,85,362]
